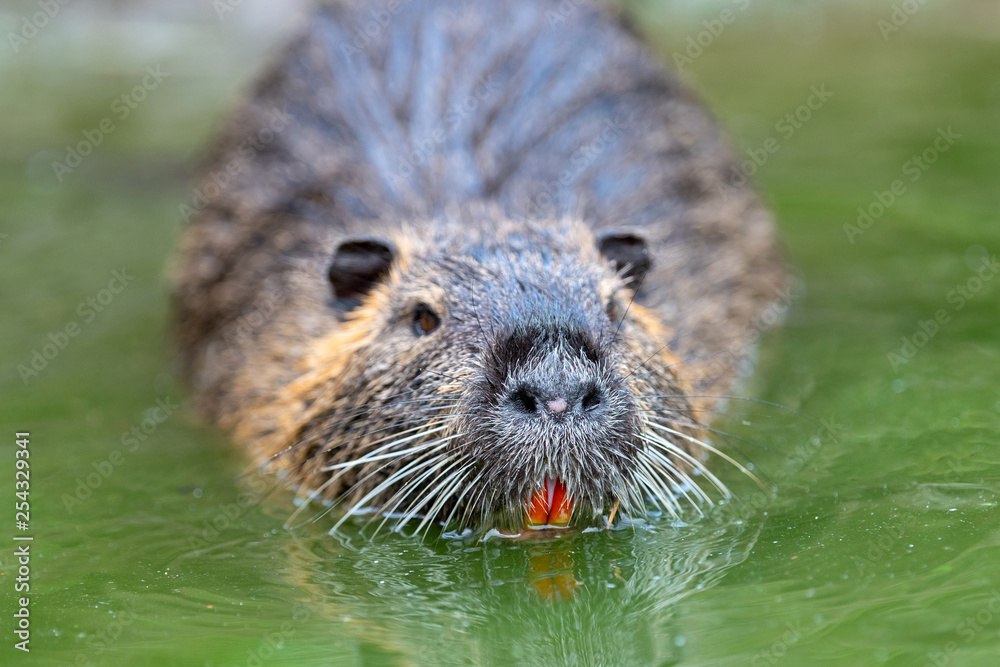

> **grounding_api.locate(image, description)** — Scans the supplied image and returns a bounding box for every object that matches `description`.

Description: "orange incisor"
[525,477,574,529]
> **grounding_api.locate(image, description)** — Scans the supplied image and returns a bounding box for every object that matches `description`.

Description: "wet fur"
[173,0,785,534]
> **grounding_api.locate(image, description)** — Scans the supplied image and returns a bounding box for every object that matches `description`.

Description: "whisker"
[645,421,764,490]
[300,432,454,530]
[321,423,452,471]
[625,347,743,381]
[440,468,487,531]
[381,359,468,385]
[329,434,462,533]
[367,455,455,536]
[639,425,733,499]
[326,454,445,533]
[318,415,458,461]
[613,260,649,340]
[256,390,457,466]
[460,466,497,530]
[639,440,710,504]
[303,397,464,445]
[639,411,777,459]
[640,434,724,499]
[636,393,816,425]
[390,462,473,536]
[282,413,467,529]
[623,340,679,381]
[639,445,709,510]
[284,471,346,530]
[632,459,680,518]
[410,464,472,537]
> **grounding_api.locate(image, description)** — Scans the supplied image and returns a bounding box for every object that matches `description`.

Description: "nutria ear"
[597,231,652,286]
[328,236,396,300]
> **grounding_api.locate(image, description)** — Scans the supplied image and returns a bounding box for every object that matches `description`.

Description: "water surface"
[1,1,999,664]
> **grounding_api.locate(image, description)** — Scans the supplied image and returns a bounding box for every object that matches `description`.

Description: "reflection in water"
[282,507,762,664]
[528,545,580,602]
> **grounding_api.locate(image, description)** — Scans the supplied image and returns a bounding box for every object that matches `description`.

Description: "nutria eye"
[413,305,441,336]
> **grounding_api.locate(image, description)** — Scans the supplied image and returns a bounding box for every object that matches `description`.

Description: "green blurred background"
[1,0,999,665]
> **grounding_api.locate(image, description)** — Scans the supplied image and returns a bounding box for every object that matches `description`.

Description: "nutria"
[172,0,785,536]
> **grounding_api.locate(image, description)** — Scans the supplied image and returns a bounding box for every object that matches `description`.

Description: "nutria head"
[271,215,712,536]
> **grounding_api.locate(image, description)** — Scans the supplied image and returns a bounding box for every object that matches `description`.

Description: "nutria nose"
[547,397,568,413]
[507,382,604,416]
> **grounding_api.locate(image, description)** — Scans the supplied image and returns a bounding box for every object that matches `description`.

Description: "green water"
[2,1,999,665]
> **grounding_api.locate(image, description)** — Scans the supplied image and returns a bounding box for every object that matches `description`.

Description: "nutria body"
[173,0,785,535]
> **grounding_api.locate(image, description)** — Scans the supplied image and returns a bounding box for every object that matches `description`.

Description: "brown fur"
[172,0,785,533]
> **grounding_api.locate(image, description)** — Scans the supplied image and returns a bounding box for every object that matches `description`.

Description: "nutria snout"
[283,219,701,534]
[462,262,645,529]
